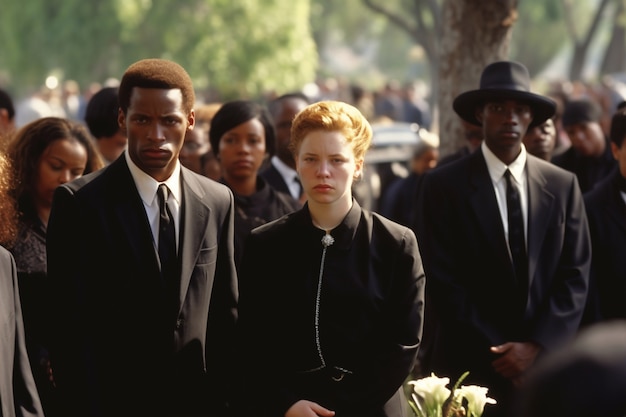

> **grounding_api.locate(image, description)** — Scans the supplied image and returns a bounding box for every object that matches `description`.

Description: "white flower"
[456,385,497,417]
[406,372,496,417]
[408,373,451,415]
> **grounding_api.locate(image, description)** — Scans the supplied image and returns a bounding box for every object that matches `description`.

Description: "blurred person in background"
[180,122,211,175]
[84,86,127,165]
[374,80,404,122]
[4,117,103,416]
[14,87,57,129]
[522,118,557,161]
[401,81,432,130]
[349,83,375,121]
[552,97,616,193]
[437,118,484,166]
[210,99,300,268]
[379,137,439,227]
[546,81,572,156]
[195,102,222,180]
[261,92,311,204]
[60,80,83,121]
[581,105,626,324]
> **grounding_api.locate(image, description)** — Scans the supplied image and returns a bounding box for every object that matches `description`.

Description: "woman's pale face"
[218,118,267,181]
[35,138,88,209]
[296,130,362,206]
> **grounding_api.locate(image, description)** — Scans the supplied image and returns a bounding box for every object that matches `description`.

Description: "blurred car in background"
[354,122,438,212]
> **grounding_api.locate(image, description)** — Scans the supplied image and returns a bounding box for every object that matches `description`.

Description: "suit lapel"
[178,169,211,311]
[468,150,512,264]
[526,158,554,288]
[107,158,162,280]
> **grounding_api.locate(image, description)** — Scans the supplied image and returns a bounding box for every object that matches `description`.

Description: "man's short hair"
[118,59,195,115]
[561,98,602,128]
[268,92,310,116]
[84,87,120,138]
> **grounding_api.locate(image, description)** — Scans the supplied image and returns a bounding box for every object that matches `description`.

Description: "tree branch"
[362,0,419,39]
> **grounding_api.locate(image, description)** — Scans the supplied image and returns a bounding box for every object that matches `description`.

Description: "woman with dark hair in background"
[209,100,300,267]
[0,149,45,417]
[4,116,104,416]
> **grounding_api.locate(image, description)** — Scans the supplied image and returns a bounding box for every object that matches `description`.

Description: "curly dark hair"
[7,117,104,220]
[118,58,195,115]
[0,151,18,247]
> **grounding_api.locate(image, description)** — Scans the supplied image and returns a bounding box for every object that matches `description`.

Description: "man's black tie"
[157,184,177,285]
[504,169,528,309]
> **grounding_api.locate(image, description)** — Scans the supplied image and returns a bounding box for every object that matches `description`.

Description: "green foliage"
[0,0,317,101]
[0,0,617,104]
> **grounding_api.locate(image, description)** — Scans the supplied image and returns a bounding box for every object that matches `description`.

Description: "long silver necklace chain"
[313,231,335,370]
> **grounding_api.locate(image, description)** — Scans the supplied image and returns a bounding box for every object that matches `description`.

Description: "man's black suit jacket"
[415,149,591,410]
[583,167,626,321]
[47,156,238,416]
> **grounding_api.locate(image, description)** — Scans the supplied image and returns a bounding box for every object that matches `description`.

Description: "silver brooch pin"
[321,233,335,248]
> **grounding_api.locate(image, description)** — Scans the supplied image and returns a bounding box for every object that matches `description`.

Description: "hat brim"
[453,89,556,129]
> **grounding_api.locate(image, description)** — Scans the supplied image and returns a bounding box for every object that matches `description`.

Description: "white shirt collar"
[482,141,527,184]
[124,149,182,206]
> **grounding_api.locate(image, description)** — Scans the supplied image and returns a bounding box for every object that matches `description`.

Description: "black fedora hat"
[453,61,556,128]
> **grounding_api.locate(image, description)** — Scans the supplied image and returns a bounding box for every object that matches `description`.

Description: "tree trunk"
[438,0,517,158]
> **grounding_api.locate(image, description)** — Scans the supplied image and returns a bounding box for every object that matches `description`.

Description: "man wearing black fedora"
[414,61,591,417]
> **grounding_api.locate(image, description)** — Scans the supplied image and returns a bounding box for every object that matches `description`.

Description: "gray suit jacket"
[47,156,238,416]
[0,246,44,417]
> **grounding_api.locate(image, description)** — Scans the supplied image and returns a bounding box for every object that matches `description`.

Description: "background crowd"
[1,55,626,417]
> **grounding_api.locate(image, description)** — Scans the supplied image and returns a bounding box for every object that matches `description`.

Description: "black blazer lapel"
[468,150,511,264]
[526,158,555,289]
[106,157,162,280]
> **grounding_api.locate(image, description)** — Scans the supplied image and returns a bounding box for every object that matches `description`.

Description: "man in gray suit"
[416,61,591,417]
[0,246,44,417]
[47,59,238,416]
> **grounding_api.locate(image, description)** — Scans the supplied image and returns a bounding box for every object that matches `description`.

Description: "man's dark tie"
[157,184,177,285]
[504,169,528,309]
